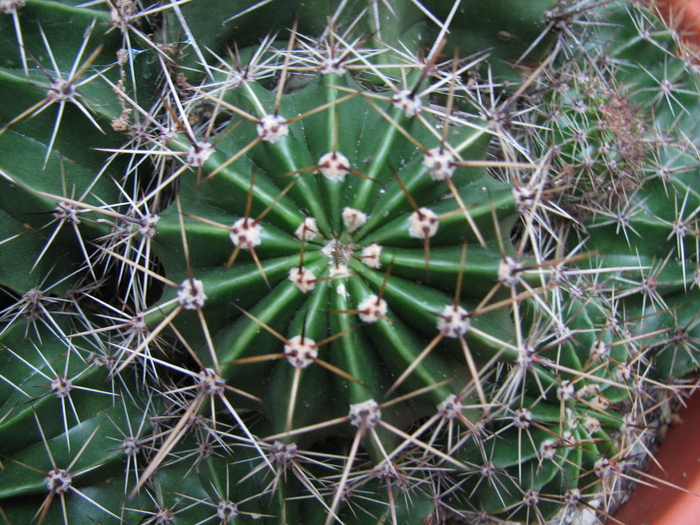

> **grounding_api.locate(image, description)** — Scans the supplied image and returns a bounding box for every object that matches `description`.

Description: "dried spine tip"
[256,114,289,143]
[342,207,367,232]
[289,266,316,293]
[295,217,318,241]
[423,147,455,180]
[437,305,470,338]
[348,399,381,428]
[357,294,387,323]
[408,207,439,238]
[318,151,350,181]
[361,243,382,268]
[284,336,318,369]
[178,278,207,309]
[230,218,262,249]
[392,89,422,117]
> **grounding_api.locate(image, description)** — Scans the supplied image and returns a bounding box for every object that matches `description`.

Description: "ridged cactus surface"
[1,1,700,524]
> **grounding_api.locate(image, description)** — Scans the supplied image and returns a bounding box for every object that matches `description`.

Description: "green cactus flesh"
[1,1,700,524]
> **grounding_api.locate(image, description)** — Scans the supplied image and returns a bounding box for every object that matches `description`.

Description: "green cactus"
[1,1,700,524]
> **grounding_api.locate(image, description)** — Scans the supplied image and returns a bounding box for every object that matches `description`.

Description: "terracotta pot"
[649,0,700,47]
[613,391,700,524]
[612,4,700,522]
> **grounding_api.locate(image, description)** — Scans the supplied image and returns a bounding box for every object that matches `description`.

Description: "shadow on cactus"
[1,1,700,524]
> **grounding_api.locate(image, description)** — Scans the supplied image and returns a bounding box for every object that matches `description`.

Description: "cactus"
[1,1,700,524]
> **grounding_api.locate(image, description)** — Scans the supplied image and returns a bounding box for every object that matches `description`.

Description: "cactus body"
[1,1,700,524]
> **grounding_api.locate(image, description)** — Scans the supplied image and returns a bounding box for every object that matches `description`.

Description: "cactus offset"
[1,1,700,524]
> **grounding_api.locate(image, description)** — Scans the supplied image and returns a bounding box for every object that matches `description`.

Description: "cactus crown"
[1,1,700,524]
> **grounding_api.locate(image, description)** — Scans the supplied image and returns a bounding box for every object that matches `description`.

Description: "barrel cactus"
[1,1,699,524]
